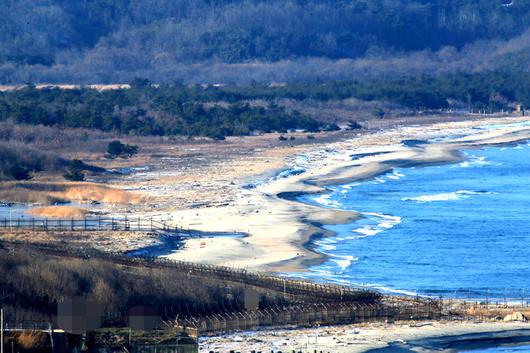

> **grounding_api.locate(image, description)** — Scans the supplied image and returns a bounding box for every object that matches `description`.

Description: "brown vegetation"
[57,183,143,204]
[0,121,110,153]
[16,331,49,350]
[0,241,380,327]
[464,304,530,320]
[27,206,91,219]
[0,181,143,205]
[0,243,282,325]
[0,229,156,254]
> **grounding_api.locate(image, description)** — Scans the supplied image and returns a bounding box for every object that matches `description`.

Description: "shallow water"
[293,141,530,299]
[0,203,31,219]
[0,202,102,220]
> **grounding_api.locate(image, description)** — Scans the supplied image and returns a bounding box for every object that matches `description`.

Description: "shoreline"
[199,321,530,353]
[278,117,530,272]
[154,116,530,276]
[366,328,530,353]
[283,131,530,281]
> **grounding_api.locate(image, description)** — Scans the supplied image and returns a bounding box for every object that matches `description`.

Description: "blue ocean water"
[467,345,530,353]
[295,141,530,299]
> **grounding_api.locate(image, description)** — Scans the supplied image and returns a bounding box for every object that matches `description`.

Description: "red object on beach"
[200,240,206,248]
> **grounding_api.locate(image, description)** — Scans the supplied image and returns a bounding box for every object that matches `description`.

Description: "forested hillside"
[2,0,530,83]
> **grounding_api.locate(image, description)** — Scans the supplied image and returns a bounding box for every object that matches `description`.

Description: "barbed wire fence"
[1,238,530,340]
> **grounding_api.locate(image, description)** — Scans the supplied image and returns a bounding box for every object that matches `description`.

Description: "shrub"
[106,141,139,159]
[63,159,86,181]
[346,121,362,130]
[323,123,341,131]
[8,165,33,180]
[373,108,386,119]
[0,142,65,181]
[16,331,48,350]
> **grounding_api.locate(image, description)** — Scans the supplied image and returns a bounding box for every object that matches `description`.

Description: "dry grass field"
[27,206,92,218]
[0,181,143,205]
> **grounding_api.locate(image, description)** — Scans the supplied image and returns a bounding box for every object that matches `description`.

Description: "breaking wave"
[402,190,493,203]
[270,167,305,181]
[330,255,358,271]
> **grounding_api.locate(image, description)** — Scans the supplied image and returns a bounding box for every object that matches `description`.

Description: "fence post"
[138,217,140,231]
[84,217,87,231]
[71,218,74,231]
[32,218,35,232]
[1,308,4,353]
[48,323,54,353]
[45,218,48,231]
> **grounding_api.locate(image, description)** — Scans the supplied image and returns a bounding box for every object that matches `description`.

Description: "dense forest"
[2,0,530,83]
[0,80,322,138]
[0,71,526,141]
[228,71,530,111]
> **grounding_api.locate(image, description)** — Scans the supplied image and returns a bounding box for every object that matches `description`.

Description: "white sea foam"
[342,183,359,189]
[361,284,420,297]
[379,220,399,229]
[364,212,402,222]
[270,167,305,180]
[330,255,358,270]
[320,244,337,251]
[374,177,386,184]
[402,190,492,203]
[313,194,341,208]
[353,227,381,237]
[387,170,405,180]
[459,155,491,168]
[479,120,530,130]
[349,213,402,239]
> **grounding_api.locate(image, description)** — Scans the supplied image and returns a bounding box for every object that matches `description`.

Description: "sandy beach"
[123,115,530,273]
[199,320,530,353]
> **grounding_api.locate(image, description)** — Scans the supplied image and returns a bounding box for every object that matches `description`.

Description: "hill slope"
[2,0,530,83]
